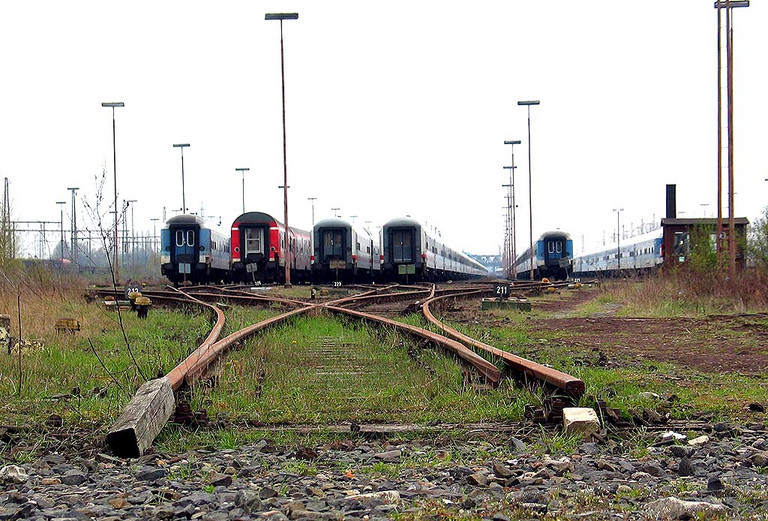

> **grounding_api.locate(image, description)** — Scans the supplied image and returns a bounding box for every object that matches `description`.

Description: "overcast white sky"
[1,1,766,258]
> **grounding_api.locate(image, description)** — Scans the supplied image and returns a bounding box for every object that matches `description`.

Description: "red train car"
[230,212,311,284]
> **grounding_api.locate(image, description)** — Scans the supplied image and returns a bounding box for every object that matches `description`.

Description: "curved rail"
[183,305,316,385]
[422,291,585,396]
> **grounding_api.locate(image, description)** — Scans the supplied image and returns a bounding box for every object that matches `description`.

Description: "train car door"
[171,226,198,272]
[322,229,345,269]
[392,229,413,263]
[545,239,563,263]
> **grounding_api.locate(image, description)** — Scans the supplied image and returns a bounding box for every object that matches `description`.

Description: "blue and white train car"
[515,231,573,280]
[572,228,663,277]
[161,215,230,285]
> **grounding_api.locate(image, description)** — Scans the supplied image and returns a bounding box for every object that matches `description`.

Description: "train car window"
[187,230,195,247]
[246,228,264,255]
[556,241,562,253]
[548,242,554,254]
[176,230,184,247]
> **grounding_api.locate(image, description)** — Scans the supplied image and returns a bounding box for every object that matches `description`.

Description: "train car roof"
[165,214,209,226]
[233,211,281,226]
[538,230,572,240]
[233,211,310,235]
[314,218,374,239]
[314,217,351,229]
[383,217,420,229]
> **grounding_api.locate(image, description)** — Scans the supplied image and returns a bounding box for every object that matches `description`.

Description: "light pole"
[102,101,124,284]
[517,100,539,279]
[613,208,624,271]
[331,207,340,218]
[308,197,317,227]
[700,203,710,217]
[67,187,79,266]
[236,167,250,213]
[173,144,190,214]
[266,12,299,287]
[56,201,66,259]
[504,140,521,279]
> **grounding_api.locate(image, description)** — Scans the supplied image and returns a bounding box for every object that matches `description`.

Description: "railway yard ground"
[2,274,768,520]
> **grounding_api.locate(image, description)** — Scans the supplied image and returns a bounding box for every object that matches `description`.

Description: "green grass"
[186,314,539,427]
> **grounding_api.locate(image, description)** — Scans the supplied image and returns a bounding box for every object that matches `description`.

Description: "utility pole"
[715,0,749,275]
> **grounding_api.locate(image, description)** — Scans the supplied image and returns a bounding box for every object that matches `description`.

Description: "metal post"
[504,139,521,279]
[56,201,66,258]
[714,0,749,275]
[517,101,539,279]
[236,167,250,213]
[614,208,624,271]
[266,12,298,287]
[151,218,159,254]
[173,144,190,214]
[67,187,79,267]
[102,102,124,284]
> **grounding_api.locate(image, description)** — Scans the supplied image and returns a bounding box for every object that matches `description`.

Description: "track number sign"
[493,283,510,299]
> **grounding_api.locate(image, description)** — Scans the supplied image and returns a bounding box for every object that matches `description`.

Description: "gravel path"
[3,421,768,520]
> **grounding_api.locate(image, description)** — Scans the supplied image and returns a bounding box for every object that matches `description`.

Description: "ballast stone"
[562,407,600,437]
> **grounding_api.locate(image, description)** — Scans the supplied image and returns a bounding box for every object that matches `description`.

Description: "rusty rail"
[183,305,316,384]
[422,291,585,396]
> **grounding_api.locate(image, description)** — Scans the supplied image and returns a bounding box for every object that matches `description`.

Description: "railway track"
[96,280,587,457]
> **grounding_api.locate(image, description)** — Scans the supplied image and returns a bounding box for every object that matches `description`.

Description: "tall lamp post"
[102,101,124,284]
[173,144,190,214]
[331,207,340,218]
[266,12,299,287]
[613,208,624,271]
[235,167,250,213]
[56,201,66,259]
[517,100,539,280]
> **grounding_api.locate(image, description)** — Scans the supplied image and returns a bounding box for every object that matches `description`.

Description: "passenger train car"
[161,215,230,285]
[381,217,487,280]
[515,231,573,280]
[312,218,381,282]
[572,228,663,277]
[230,212,312,283]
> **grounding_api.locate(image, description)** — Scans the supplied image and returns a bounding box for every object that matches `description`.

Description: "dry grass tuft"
[601,267,768,316]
